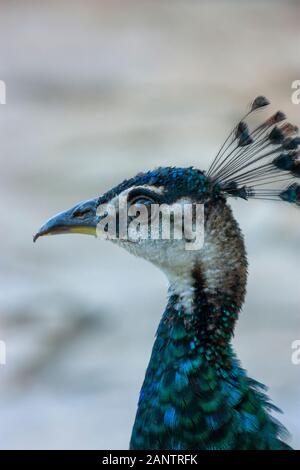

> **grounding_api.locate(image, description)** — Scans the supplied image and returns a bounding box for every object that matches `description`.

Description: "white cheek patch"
[100,190,246,317]
[98,190,204,249]
[97,188,207,315]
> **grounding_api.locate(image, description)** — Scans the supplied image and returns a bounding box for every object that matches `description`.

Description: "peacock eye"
[129,196,155,221]
[127,190,158,225]
[129,196,155,207]
[127,188,158,207]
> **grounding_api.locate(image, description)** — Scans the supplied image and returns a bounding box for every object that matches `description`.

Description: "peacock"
[34,96,299,450]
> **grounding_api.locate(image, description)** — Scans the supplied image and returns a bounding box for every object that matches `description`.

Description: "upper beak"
[33,197,99,242]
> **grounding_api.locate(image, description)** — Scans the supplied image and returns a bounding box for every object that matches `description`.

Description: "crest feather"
[207,96,300,206]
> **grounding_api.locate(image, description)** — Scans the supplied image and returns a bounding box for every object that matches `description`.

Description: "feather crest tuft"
[207,96,300,206]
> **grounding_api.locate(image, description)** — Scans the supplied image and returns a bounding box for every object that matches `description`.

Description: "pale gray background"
[0,0,299,449]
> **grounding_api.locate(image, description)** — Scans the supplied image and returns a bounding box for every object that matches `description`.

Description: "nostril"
[72,208,92,218]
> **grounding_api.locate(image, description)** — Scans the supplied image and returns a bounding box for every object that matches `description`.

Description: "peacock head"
[33,166,220,273]
[34,96,300,285]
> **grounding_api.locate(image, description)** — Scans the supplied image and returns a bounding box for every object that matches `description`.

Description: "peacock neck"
[161,201,248,364]
[130,202,251,449]
[130,284,290,450]
[129,288,241,450]
[129,203,290,450]
[161,289,239,368]
[162,199,248,360]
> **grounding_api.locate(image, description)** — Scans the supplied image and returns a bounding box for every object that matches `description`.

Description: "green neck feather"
[130,273,291,450]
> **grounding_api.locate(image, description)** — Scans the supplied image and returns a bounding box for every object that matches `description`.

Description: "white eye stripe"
[122,185,164,198]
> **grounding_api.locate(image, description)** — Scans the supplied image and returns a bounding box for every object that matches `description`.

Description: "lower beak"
[33,198,99,242]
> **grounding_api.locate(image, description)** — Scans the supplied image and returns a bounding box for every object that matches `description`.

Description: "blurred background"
[0,0,299,449]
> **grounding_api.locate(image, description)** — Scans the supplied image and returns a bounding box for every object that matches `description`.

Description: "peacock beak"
[33,197,99,242]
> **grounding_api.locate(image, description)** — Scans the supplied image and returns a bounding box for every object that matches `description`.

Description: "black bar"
[0,450,299,466]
